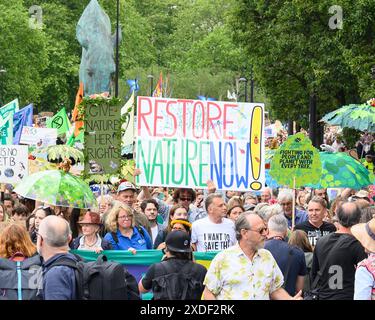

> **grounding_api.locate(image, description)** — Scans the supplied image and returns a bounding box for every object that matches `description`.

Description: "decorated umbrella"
[14,161,97,209]
[321,99,375,132]
[307,151,372,189]
[39,145,84,165]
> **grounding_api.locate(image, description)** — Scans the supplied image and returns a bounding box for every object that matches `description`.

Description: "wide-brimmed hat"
[165,230,191,253]
[78,212,101,225]
[351,218,375,253]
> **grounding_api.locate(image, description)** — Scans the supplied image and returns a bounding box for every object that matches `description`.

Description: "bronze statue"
[76,0,121,96]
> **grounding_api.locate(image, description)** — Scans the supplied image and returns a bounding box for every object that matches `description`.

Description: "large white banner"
[136,97,265,191]
[20,126,57,147]
[0,145,28,184]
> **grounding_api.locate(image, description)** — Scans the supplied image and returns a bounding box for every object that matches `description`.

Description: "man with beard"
[140,199,163,246]
[203,212,303,300]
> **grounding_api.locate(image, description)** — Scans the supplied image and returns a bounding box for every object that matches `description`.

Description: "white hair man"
[203,212,303,300]
[278,191,308,228]
[264,214,307,296]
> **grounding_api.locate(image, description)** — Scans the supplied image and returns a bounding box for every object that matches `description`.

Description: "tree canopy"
[0,0,374,123]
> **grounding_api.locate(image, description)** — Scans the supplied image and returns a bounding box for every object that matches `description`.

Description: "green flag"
[0,113,14,145]
[46,107,71,135]
[0,99,19,120]
[67,129,84,147]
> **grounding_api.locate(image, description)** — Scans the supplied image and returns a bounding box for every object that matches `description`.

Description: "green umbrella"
[307,152,372,189]
[321,102,375,132]
[14,170,97,209]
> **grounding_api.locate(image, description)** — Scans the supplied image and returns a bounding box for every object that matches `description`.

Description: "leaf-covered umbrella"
[39,145,84,165]
[307,152,372,189]
[14,170,97,209]
[321,101,375,132]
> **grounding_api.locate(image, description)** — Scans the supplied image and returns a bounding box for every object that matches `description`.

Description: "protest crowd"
[0,102,375,301]
[1,2,375,303]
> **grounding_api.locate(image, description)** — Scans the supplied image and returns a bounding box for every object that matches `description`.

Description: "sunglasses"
[179,197,192,202]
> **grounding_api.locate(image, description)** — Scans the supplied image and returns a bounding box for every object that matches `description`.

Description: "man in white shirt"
[140,199,163,246]
[191,193,236,252]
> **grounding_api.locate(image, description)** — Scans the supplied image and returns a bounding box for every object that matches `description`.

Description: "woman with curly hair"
[0,224,37,260]
[104,202,152,252]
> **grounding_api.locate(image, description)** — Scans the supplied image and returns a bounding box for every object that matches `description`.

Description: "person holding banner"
[191,193,236,252]
[142,187,206,227]
[104,202,152,252]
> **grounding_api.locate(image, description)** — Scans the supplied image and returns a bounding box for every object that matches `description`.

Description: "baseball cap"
[117,181,136,193]
[165,230,192,253]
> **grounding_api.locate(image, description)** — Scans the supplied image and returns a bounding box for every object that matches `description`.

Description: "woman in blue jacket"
[104,202,152,252]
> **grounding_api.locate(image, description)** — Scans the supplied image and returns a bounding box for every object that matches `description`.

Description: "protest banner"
[0,99,19,120]
[136,97,265,191]
[20,126,57,147]
[269,133,322,228]
[0,113,13,145]
[72,249,219,300]
[13,104,33,145]
[0,145,28,184]
[269,133,321,188]
[121,91,135,156]
[84,98,122,174]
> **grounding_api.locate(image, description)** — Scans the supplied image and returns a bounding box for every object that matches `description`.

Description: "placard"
[20,126,57,147]
[0,145,28,184]
[136,97,265,191]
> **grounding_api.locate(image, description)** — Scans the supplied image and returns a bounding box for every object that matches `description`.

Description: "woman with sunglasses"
[104,202,152,253]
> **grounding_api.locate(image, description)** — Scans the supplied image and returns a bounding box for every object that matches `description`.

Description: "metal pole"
[115,0,120,98]
[250,68,254,103]
[244,80,248,102]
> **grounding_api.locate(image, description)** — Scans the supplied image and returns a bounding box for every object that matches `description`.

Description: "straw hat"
[351,218,375,253]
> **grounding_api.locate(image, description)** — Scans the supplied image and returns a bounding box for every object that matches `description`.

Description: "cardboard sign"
[269,133,321,188]
[0,145,28,184]
[136,97,265,191]
[20,126,57,147]
[84,101,122,174]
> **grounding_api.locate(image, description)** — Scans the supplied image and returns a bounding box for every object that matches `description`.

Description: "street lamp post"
[147,74,154,96]
[114,0,120,98]
[238,77,248,102]
[250,66,254,103]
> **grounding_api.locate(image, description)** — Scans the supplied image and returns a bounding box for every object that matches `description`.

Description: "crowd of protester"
[0,178,374,300]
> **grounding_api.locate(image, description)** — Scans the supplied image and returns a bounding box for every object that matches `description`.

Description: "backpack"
[152,261,204,300]
[0,254,42,300]
[50,254,140,300]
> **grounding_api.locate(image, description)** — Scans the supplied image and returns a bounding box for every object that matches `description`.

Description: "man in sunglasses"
[203,212,303,300]
[142,187,207,228]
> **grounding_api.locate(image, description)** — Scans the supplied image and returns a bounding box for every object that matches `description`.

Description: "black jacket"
[70,235,113,250]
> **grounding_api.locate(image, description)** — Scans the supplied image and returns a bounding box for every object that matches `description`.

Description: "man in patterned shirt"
[203,212,303,300]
